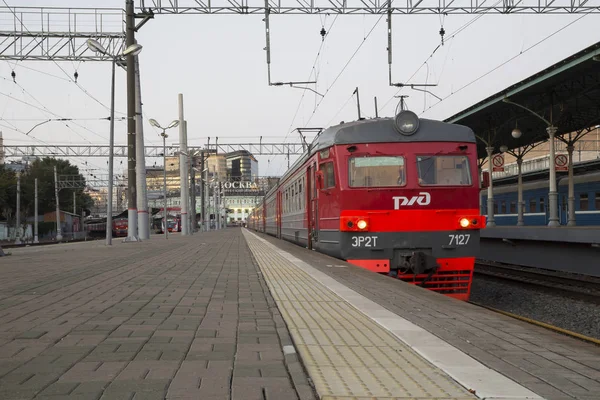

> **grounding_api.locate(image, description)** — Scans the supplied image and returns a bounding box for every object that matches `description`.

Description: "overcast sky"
[1,0,598,180]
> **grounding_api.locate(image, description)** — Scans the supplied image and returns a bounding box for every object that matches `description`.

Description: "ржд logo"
[393,192,431,209]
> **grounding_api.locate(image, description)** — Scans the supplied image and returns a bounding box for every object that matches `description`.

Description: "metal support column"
[125,0,138,241]
[200,152,205,232]
[15,171,21,244]
[567,144,576,226]
[190,151,196,234]
[54,166,63,241]
[73,192,76,214]
[34,178,39,243]
[486,146,496,228]
[547,126,560,227]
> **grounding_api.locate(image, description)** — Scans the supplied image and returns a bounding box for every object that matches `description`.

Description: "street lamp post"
[149,119,180,240]
[86,38,143,245]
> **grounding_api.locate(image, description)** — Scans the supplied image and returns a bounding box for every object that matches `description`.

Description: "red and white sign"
[492,154,504,172]
[555,154,568,171]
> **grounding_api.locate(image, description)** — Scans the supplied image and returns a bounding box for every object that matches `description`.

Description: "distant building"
[225,150,258,182]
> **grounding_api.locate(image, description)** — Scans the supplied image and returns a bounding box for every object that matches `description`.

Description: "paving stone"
[0,230,311,400]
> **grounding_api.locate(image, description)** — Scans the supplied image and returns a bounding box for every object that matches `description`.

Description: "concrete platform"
[3,228,600,400]
[0,232,314,400]
[479,226,600,276]
[246,229,600,400]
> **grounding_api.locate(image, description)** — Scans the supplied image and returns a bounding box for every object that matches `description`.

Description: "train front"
[335,111,485,300]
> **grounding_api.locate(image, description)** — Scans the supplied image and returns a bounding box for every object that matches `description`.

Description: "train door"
[560,193,567,225]
[306,166,313,250]
[310,162,319,248]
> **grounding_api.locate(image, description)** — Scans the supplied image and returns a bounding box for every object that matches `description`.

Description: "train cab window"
[348,156,405,187]
[321,162,336,188]
[580,193,589,211]
[416,156,471,186]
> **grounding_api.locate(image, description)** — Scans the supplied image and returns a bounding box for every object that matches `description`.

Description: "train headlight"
[394,110,420,136]
[357,219,368,230]
[459,218,470,228]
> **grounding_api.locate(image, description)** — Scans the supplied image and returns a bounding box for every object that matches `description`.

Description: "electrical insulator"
[11,70,15,83]
[74,71,79,83]
[320,27,326,40]
[439,27,445,45]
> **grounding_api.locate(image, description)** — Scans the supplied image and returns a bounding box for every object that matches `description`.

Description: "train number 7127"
[448,234,470,246]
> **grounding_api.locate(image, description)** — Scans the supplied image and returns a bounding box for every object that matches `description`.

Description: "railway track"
[474,260,600,302]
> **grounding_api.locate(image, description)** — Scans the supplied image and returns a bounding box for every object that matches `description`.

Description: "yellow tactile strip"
[243,231,476,400]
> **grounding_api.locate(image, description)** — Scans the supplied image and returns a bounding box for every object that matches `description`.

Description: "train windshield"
[416,155,471,186]
[348,156,406,187]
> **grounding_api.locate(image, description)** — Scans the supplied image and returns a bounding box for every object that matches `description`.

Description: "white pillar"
[135,54,150,240]
[547,126,560,227]
[567,144,576,226]
[178,95,189,235]
[516,157,524,226]
[486,146,496,227]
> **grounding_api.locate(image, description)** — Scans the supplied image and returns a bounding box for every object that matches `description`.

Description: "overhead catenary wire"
[378,1,501,114]
[421,11,592,116]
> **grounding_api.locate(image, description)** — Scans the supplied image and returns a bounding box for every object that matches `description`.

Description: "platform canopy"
[445,41,600,160]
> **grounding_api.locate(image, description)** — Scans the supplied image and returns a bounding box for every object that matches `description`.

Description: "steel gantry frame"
[0,6,126,62]
[139,0,600,14]
[2,142,306,158]
[0,0,597,63]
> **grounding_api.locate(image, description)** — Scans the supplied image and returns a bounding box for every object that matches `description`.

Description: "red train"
[86,217,128,238]
[247,110,486,300]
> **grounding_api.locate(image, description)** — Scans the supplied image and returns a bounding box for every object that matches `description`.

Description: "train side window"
[500,200,506,214]
[510,201,516,213]
[539,198,545,212]
[596,192,600,210]
[493,202,498,214]
[321,162,336,188]
[580,193,589,211]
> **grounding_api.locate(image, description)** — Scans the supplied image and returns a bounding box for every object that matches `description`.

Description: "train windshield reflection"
[417,155,471,186]
[349,156,406,187]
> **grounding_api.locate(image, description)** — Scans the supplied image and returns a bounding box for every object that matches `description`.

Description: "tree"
[0,165,17,221]
[19,158,94,221]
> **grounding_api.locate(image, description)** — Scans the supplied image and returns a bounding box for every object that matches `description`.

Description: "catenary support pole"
[124,0,138,241]
[54,166,63,241]
[178,96,189,235]
[134,52,150,240]
[106,57,116,246]
[34,178,39,243]
[15,171,21,244]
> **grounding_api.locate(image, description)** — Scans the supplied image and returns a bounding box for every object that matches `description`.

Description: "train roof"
[311,117,476,154]
[268,116,476,192]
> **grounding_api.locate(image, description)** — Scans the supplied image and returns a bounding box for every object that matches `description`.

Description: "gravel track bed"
[470,274,600,341]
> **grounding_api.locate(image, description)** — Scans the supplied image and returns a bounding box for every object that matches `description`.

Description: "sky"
[1,0,598,182]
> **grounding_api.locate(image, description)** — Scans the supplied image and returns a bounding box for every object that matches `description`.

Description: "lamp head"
[149,119,161,129]
[122,43,143,57]
[511,128,522,139]
[86,39,107,55]
[167,120,180,129]
[499,145,508,153]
